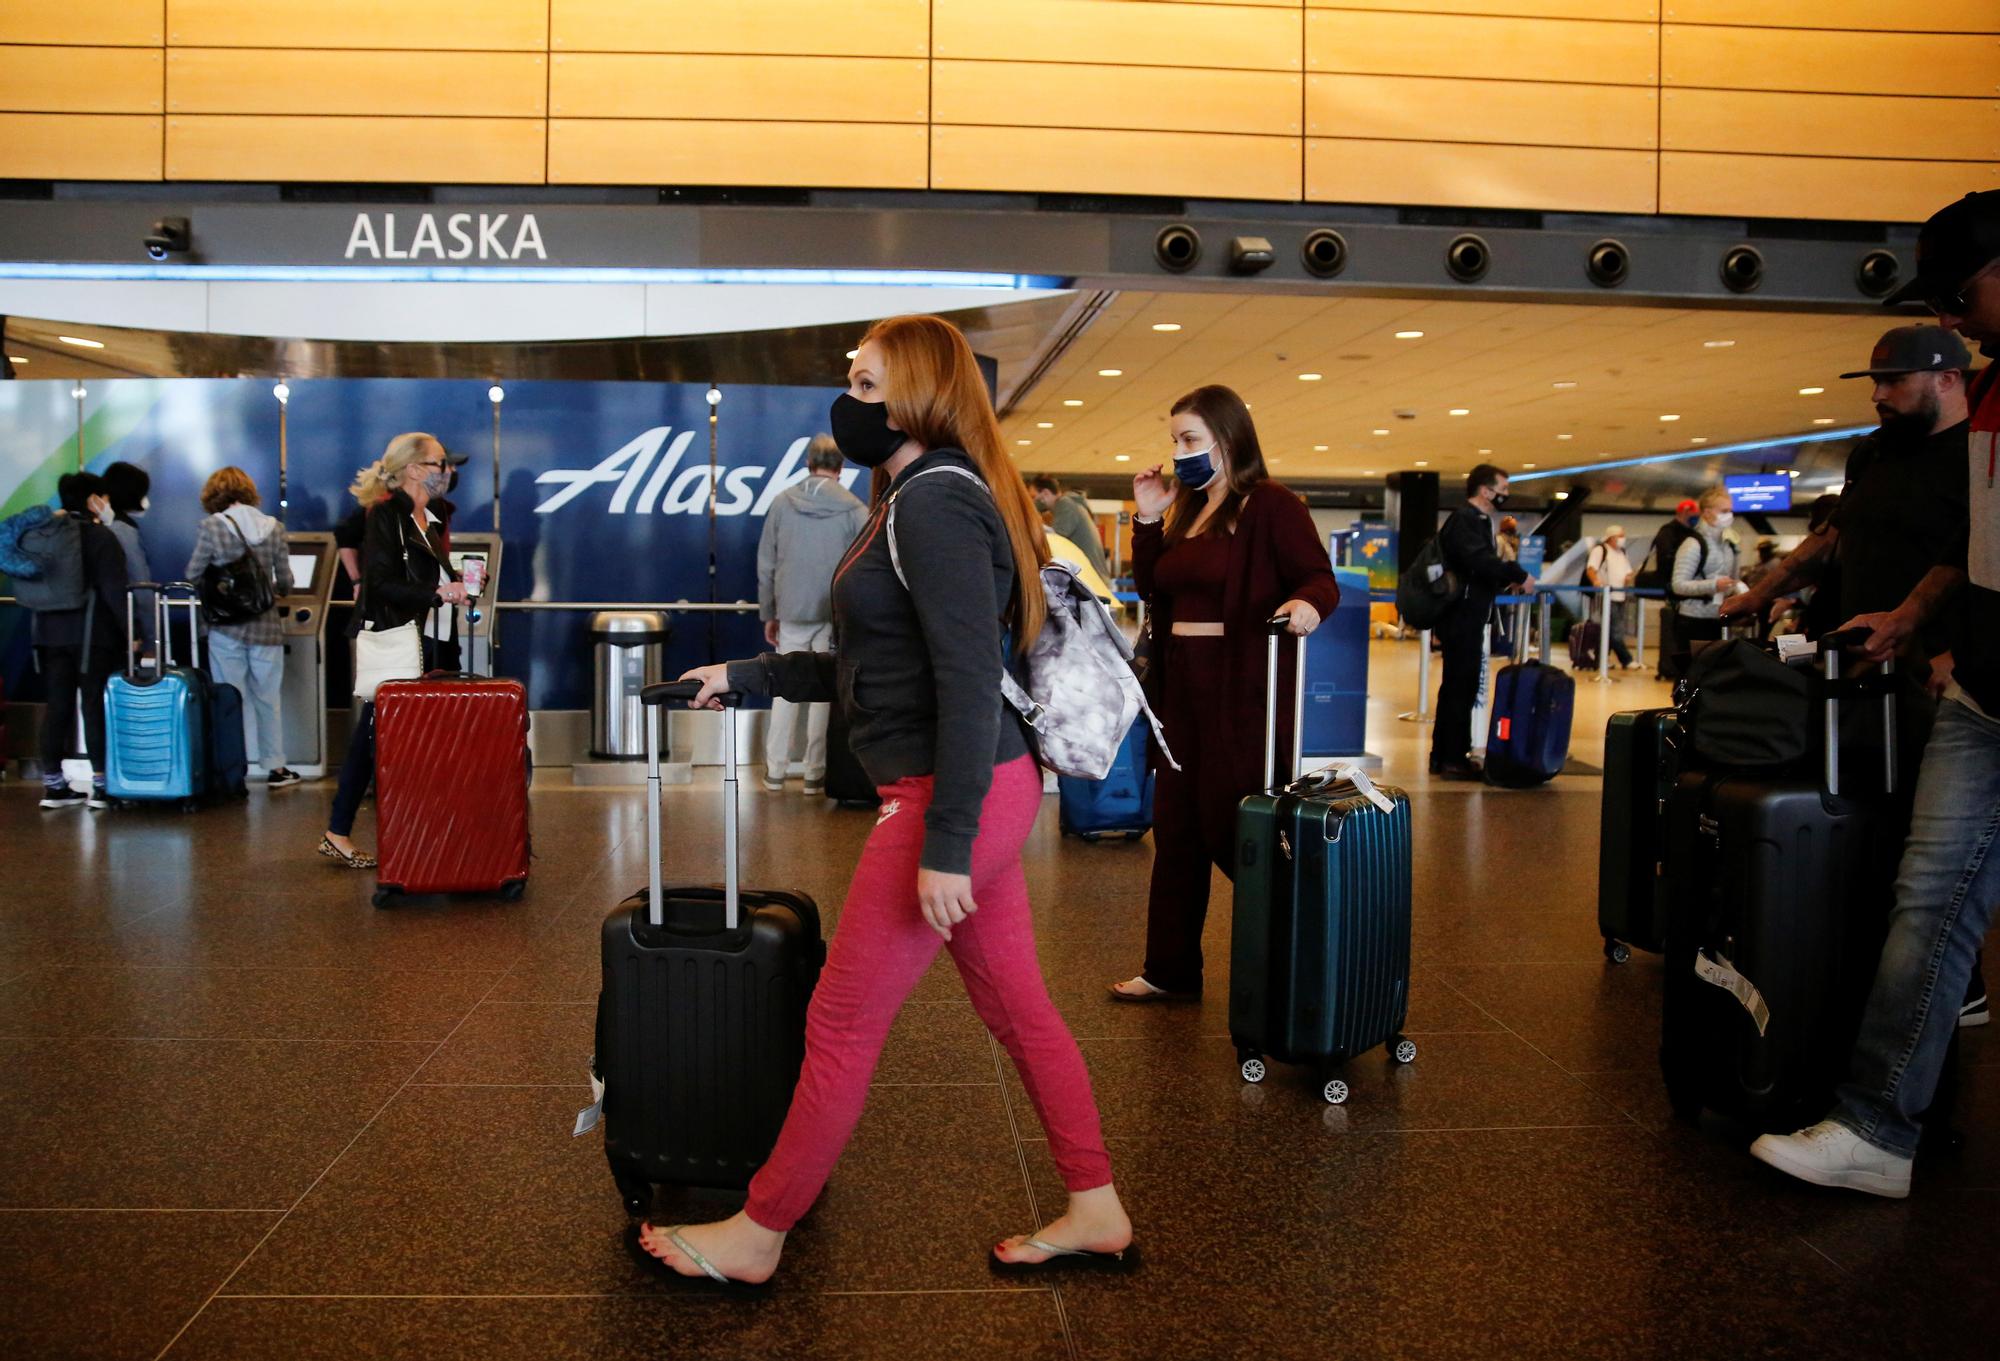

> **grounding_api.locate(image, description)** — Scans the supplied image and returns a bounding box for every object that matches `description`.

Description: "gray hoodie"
[757,473,867,625]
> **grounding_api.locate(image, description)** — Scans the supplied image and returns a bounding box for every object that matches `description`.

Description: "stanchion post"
[1537,592,1553,665]
[1398,627,1434,723]
[1596,587,1614,683]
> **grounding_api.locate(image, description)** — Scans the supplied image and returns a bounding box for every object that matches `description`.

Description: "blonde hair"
[350,432,437,506]
[1697,485,1733,514]
[200,466,259,515]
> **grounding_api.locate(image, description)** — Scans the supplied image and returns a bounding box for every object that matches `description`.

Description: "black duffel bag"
[1678,637,1813,768]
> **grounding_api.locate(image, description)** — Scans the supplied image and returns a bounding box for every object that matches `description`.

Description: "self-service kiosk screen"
[288,553,318,592]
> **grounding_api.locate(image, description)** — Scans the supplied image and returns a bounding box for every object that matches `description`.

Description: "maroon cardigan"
[1133,480,1342,793]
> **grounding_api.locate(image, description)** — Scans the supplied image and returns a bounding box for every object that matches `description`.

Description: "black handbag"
[1678,638,1812,768]
[198,518,276,626]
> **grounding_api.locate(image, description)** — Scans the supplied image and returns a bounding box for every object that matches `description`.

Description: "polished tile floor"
[2,640,1994,1360]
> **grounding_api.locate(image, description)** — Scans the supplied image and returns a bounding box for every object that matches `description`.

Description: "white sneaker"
[1749,1120,1912,1199]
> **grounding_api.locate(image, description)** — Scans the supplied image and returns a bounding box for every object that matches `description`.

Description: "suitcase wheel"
[1604,939,1633,964]
[615,1175,652,1218]
[1391,1037,1418,1066]
[1323,1078,1349,1106]
[1239,1056,1267,1085]
[372,888,398,909]
[500,880,526,903]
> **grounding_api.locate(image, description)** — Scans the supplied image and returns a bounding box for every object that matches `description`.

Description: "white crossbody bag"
[351,511,434,702]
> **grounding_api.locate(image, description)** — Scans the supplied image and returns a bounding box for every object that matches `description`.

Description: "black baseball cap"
[1839,324,1972,378]
[438,444,471,466]
[1887,190,2000,307]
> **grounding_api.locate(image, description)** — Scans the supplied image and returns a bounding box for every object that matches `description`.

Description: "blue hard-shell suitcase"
[105,585,206,804]
[1057,720,1153,840]
[1484,659,1574,787]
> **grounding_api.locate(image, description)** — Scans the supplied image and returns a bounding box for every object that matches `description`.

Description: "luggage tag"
[1693,949,1771,1036]
[1330,762,1397,815]
[573,1066,606,1137]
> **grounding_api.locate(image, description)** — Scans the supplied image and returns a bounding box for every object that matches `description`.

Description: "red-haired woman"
[1110,385,1341,1003]
[655,315,1133,1286]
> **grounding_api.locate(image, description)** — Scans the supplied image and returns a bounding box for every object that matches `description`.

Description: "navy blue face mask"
[1173,446,1221,491]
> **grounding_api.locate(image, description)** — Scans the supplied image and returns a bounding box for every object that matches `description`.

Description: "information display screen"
[287,553,318,593]
[1725,474,1792,513]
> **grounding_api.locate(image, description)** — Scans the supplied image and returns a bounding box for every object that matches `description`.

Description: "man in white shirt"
[1584,525,1635,669]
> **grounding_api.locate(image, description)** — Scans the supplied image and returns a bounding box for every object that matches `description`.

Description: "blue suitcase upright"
[1057,720,1153,840]
[205,677,249,799]
[1484,659,1574,787]
[105,585,207,804]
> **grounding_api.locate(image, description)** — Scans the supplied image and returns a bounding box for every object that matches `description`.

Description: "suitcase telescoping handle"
[1262,616,1308,793]
[640,680,744,930]
[157,581,205,671]
[1816,626,1896,799]
[125,582,160,679]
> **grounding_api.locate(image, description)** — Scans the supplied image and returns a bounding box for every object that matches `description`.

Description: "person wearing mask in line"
[1583,524,1636,669]
[1638,499,1701,679]
[653,315,1131,1284]
[1429,464,1534,781]
[1030,474,1112,582]
[755,433,867,794]
[1109,386,1341,1002]
[1668,487,1742,668]
[1749,189,2000,1196]
[320,433,469,869]
[31,473,129,809]
[97,461,155,664]
[186,467,300,789]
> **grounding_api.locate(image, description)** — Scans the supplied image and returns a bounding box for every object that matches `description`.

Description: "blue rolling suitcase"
[105,585,207,805]
[205,676,249,799]
[1057,720,1153,840]
[1484,659,1574,787]
[1230,622,1418,1106]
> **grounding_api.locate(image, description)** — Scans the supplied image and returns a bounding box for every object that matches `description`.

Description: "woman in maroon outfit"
[1110,385,1341,1001]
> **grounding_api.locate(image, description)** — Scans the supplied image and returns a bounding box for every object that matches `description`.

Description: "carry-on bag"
[371,671,531,905]
[1057,719,1153,841]
[204,676,249,799]
[1659,630,1903,1133]
[105,584,208,805]
[593,681,825,1211]
[1597,707,1679,962]
[1230,619,1417,1106]
[1483,659,1575,787]
[822,698,879,808]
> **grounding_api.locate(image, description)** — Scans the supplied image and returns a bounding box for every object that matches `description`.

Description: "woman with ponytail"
[655,315,1133,1285]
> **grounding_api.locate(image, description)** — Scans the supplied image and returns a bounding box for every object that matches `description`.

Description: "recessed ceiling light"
[1477,448,1492,455]
[1787,469,1802,478]
[1313,444,1329,451]
[1372,429,1390,436]
[845,349,859,359]
[1812,417,1836,425]
[1151,323,1181,333]
[58,335,104,349]
[1299,373,1323,382]
[1394,330,1424,340]
[1414,460,1430,467]
[1659,414,1681,422]
[1448,408,1469,416]
[1363,469,1378,476]
[1097,368,1122,377]
[1016,439,1032,446]
[1553,490,1570,500]
[1036,422,1054,429]
[6,356,26,364]
[1523,462,1537,469]
[1551,381,1577,390]
[1114,454,1130,462]
[1704,340,1735,349]
[1062,399,1083,407]
[1799,386,1825,396]
[1557,434,1573,441]
[1690,437,1708,445]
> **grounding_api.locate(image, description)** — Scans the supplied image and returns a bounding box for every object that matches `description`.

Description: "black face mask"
[1490,490,1509,508]
[829,392,907,468]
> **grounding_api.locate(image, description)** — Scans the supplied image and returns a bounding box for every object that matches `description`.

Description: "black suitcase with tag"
[1598,708,1679,961]
[1659,633,1901,1132]
[593,682,825,1213]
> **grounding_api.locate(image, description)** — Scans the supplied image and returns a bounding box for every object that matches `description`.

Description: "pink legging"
[744,753,1113,1232]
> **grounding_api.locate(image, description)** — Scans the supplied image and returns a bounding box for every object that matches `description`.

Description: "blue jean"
[208,630,285,769]
[1832,698,2000,1156]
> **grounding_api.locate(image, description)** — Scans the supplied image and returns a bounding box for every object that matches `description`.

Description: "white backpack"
[886,465,1177,781]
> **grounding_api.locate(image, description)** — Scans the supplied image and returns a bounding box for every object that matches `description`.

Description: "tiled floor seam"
[1429,971,1651,1134]
[986,1030,1080,1361]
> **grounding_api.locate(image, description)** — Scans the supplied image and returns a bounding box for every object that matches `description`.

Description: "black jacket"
[727,449,1028,875]
[351,490,455,636]
[32,517,129,656]
[1439,503,1526,619]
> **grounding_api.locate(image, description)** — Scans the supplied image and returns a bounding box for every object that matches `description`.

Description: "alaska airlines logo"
[344,212,547,261]
[534,431,859,517]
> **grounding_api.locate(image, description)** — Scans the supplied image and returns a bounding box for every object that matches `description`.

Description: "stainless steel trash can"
[590,611,670,760]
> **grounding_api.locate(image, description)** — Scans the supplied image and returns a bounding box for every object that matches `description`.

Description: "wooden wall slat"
[936,61,1301,136]
[1308,139,1658,212]
[1311,0,1658,19]
[1308,10,1659,84]
[1664,89,1999,161]
[933,125,1302,199]
[1309,74,1656,148]
[168,50,547,117]
[934,0,1303,71]
[0,1,162,47]
[167,115,546,182]
[1661,1,2000,34]
[550,120,928,188]
[552,0,927,57]
[1663,25,2000,97]
[166,0,547,52]
[0,113,162,178]
[550,55,926,122]
[1661,150,2000,221]
[0,47,165,114]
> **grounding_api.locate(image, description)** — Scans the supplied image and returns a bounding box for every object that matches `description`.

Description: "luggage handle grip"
[1262,614,1307,793]
[643,680,741,708]
[644,678,741,932]
[1813,626,1896,798]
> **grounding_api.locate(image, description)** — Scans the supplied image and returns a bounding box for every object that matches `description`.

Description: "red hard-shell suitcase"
[372,675,531,905]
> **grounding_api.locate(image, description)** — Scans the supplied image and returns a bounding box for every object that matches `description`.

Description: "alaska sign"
[344,212,548,261]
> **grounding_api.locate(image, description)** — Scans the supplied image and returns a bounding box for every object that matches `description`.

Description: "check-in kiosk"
[280,532,337,777]
[445,533,502,677]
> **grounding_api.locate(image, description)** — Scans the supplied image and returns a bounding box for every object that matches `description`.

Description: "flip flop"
[990,1238,1141,1275]
[1107,977,1195,1004]
[627,1223,772,1295]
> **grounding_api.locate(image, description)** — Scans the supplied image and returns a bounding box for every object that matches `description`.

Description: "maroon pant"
[1143,636,1244,994]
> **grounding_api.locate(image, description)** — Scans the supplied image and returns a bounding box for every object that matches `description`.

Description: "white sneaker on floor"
[1749,1120,1912,1199]
[1959,993,1989,1029]
[760,776,786,793]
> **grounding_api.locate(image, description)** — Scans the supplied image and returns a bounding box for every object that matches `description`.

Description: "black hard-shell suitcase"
[1659,634,1902,1133]
[593,681,826,1213]
[1230,621,1418,1106]
[1598,708,1678,961]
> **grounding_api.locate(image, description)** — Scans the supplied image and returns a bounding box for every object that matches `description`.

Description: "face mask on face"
[1173,446,1221,490]
[1713,511,1734,529]
[829,391,908,469]
[136,496,150,515]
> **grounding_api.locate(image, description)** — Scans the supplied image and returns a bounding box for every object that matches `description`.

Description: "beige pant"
[765,619,834,783]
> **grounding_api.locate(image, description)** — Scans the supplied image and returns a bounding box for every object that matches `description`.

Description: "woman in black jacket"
[319,433,468,868]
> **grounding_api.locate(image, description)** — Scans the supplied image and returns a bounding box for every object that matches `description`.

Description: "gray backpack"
[5,509,88,614]
[886,465,1177,781]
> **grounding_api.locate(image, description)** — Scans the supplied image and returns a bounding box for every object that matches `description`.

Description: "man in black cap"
[1750,190,2000,1199]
